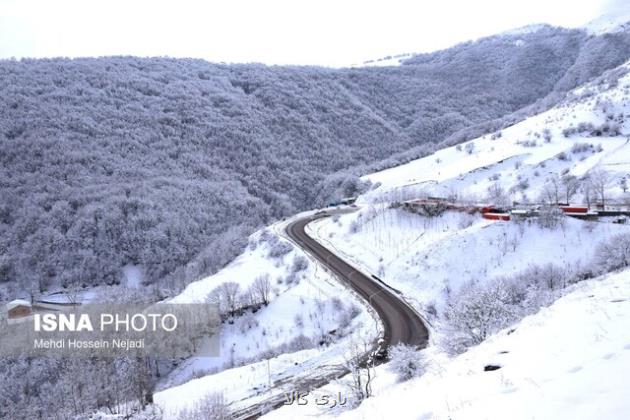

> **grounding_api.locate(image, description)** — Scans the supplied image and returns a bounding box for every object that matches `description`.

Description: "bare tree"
[561,174,580,204]
[486,182,509,207]
[588,169,610,207]
[252,275,272,306]
[541,174,561,205]
[343,336,376,407]
[218,282,241,317]
[581,177,595,209]
[620,176,628,193]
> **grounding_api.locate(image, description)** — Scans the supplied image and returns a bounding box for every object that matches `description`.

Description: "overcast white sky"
[0,0,615,67]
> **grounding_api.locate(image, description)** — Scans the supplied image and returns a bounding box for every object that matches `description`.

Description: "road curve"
[286,211,429,351]
[232,210,429,419]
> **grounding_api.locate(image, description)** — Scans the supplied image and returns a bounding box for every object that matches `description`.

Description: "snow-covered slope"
[153,214,379,417]
[310,207,630,314]
[585,0,630,35]
[362,60,630,204]
[267,269,630,420]
[150,60,630,420]
[353,53,413,68]
[261,60,630,420]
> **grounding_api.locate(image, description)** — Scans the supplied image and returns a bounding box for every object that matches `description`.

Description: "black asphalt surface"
[286,211,429,350]
[233,210,430,419]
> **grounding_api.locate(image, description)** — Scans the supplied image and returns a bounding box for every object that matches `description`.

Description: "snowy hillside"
[304,59,630,316]
[265,269,630,420]
[151,60,630,419]
[152,215,379,417]
[309,208,630,314]
[362,60,630,204]
[259,59,630,419]
[585,0,630,35]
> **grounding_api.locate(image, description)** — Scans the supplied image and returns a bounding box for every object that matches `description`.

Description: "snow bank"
[266,269,630,419]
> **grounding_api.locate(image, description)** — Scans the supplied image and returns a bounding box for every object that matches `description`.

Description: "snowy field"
[311,207,630,314]
[265,269,630,420]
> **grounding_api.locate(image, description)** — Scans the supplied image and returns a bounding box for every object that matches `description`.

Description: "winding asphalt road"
[233,210,429,419]
[286,210,429,351]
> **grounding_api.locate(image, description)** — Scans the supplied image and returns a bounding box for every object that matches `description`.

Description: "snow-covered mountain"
[362,60,630,205]
[260,59,630,419]
[585,0,630,35]
[126,43,630,420]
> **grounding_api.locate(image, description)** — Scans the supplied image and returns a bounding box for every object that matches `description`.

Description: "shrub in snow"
[464,142,475,154]
[592,122,621,137]
[457,214,475,229]
[388,344,426,382]
[562,122,595,137]
[267,238,292,259]
[517,139,537,148]
[594,233,630,273]
[570,142,592,154]
[239,311,259,333]
[349,219,361,234]
[443,282,518,354]
[536,206,565,229]
[291,255,308,273]
[556,151,569,161]
[490,131,502,140]
[288,334,314,351]
[347,303,362,319]
[331,296,345,312]
[177,393,229,420]
[526,263,568,291]
[517,178,530,191]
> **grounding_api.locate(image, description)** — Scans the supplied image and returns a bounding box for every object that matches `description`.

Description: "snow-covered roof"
[7,299,31,310]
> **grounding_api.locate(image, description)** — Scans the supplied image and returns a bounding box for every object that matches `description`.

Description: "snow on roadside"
[265,269,630,420]
[310,207,630,315]
[153,214,381,417]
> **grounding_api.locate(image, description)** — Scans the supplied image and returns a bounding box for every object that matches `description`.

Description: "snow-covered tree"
[561,174,580,203]
[594,233,630,273]
[388,344,426,382]
[443,282,517,354]
[587,169,610,206]
[537,205,565,229]
[218,282,241,316]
